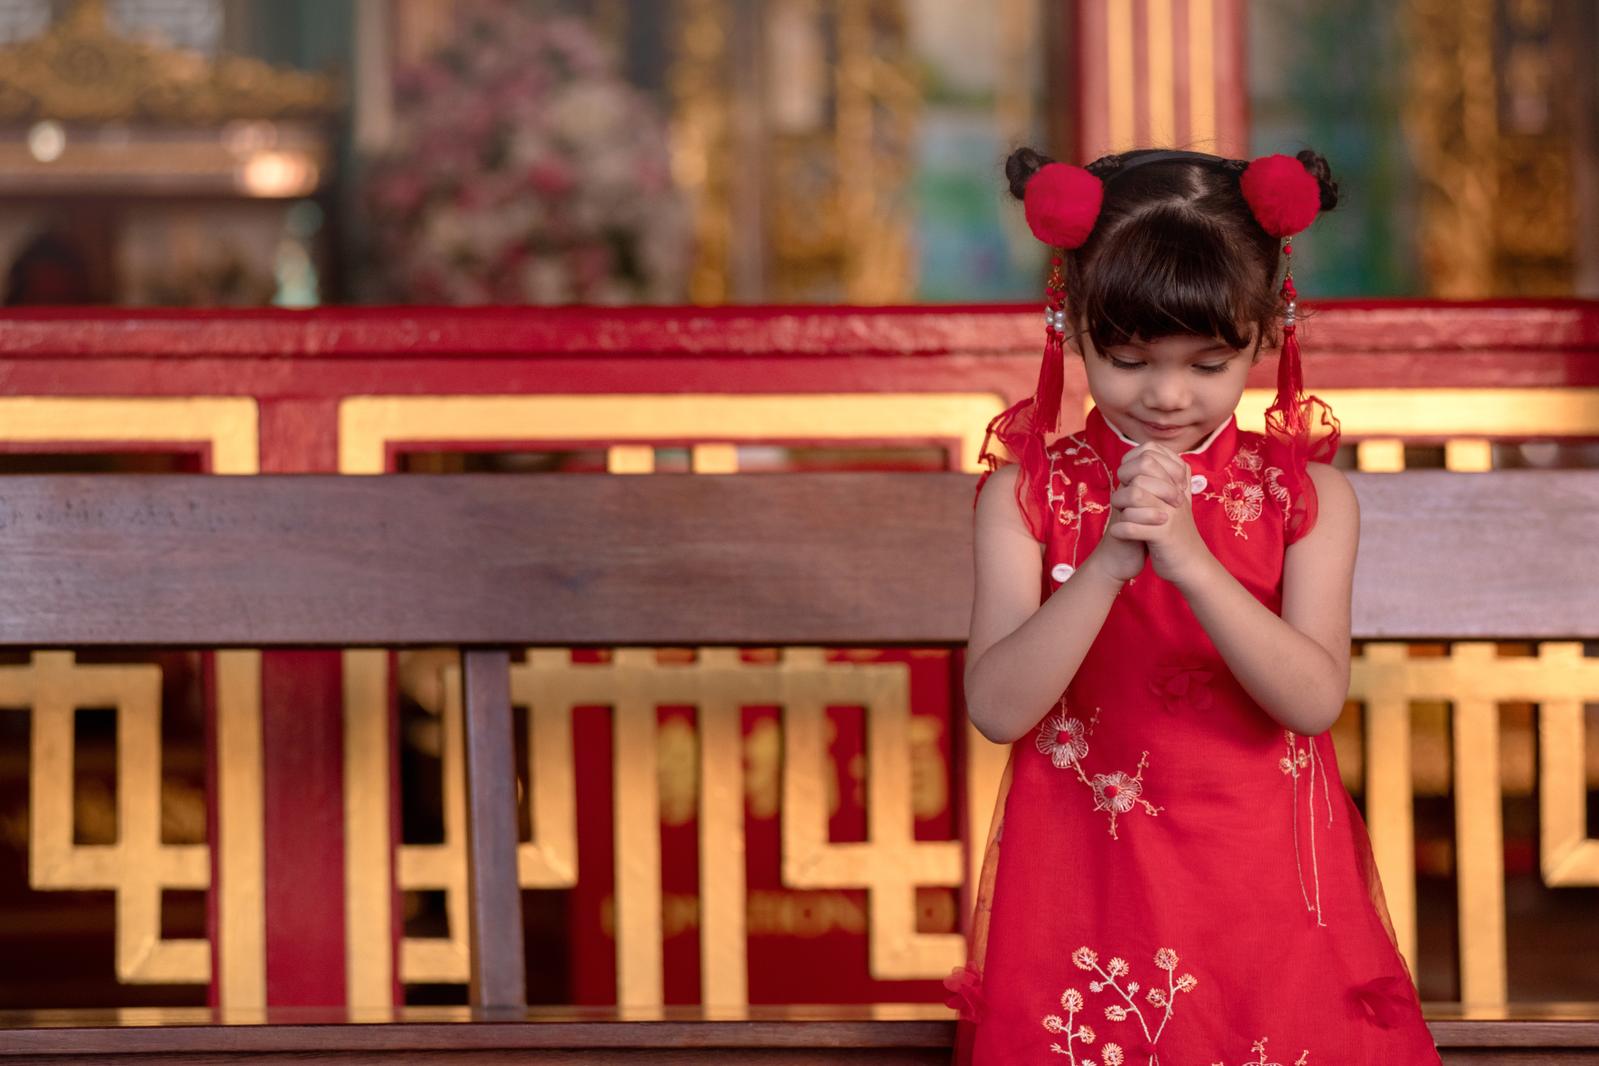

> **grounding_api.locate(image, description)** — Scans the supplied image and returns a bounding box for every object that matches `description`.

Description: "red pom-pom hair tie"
[974,161,1106,539]
[1238,154,1340,506]
[1023,163,1104,249]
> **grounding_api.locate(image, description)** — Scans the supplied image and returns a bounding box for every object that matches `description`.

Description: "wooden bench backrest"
[2,471,1595,647]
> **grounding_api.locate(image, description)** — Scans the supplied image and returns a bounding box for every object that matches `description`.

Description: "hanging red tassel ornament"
[1274,257,1306,439]
[1034,254,1068,433]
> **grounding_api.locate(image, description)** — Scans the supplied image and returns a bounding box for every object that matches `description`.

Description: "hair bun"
[1005,146,1056,201]
[1294,149,1340,211]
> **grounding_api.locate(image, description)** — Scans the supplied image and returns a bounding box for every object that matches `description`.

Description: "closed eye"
[1107,355,1231,374]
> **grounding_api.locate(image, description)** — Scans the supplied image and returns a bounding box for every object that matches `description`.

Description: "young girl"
[947,147,1442,1064]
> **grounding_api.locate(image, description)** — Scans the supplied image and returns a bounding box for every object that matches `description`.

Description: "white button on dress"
[1050,563,1076,583]
[1189,474,1207,494]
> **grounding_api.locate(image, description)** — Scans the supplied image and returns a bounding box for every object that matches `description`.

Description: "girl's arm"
[1167,462,1359,735]
[964,465,1131,744]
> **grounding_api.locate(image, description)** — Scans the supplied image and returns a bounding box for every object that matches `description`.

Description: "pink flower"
[942,963,986,1022]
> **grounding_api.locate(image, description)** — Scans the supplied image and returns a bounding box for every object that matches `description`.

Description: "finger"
[1111,484,1170,511]
[1118,447,1185,489]
[1119,506,1169,525]
[1138,443,1190,486]
[1107,520,1158,541]
[1129,474,1183,506]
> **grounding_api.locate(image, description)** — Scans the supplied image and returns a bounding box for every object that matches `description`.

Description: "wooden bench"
[0,469,1596,1062]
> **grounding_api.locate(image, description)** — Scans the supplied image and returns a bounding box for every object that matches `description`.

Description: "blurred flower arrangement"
[362,0,687,305]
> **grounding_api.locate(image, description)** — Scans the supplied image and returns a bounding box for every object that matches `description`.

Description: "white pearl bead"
[1050,563,1076,583]
[1189,474,1207,494]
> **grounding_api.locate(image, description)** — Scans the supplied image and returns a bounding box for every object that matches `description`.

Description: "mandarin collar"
[1081,405,1239,472]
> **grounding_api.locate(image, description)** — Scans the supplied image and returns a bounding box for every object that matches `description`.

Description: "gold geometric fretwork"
[1352,641,1599,1009]
[7,651,208,984]
[344,645,964,1008]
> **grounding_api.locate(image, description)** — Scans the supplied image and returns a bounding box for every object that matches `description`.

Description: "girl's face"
[1070,323,1262,454]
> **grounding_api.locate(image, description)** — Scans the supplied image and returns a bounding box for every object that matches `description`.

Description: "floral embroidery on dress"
[1038,710,1090,768]
[1264,466,1291,510]
[1211,1038,1309,1066]
[1195,441,1289,540]
[1279,731,1335,928]
[1042,947,1197,1064]
[1148,662,1215,713]
[1035,706,1163,838]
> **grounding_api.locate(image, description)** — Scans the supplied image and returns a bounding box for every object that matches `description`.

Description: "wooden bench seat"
[2,1006,1598,1063]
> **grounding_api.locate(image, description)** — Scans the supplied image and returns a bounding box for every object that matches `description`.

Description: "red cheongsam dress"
[947,405,1441,1065]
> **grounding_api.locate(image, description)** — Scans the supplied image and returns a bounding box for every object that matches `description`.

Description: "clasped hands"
[1097,441,1217,588]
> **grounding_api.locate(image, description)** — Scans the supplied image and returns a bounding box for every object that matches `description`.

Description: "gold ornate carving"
[1352,642,1599,1007]
[780,647,963,979]
[10,651,206,983]
[364,645,960,1002]
[1402,0,1574,295]
[0,0,337,124]
[668,0,733,304]
[8,646,263,1000]
[762,0,918,302]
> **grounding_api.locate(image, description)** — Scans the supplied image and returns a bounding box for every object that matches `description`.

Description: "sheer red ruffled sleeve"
[973,395,1053,543]
[1263,391,1340,546]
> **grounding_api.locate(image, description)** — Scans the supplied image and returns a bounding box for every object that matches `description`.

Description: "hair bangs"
[1076,206,1267,355]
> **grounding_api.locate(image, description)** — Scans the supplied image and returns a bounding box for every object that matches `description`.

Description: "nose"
[1142,370,1190,414]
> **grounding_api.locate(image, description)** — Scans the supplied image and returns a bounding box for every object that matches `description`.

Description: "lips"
[1139,418,1188,433]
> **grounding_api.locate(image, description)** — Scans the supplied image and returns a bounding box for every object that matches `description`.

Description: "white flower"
[1090,771,1142,814]
[1042,1013,1065,1033]
[1106,956,1129,978]
[1221,480,1265,525]
[1104,1005,1127,1021]
[1071,946,1098,970]
[1102,1043,1126,1065]
[1036,712,1090,768]
[1154,947,1179,971]
[1061,988,1084,1012]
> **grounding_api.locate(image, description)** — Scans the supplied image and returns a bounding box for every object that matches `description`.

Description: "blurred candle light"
[239,151,318,197]
[27,120,66,162]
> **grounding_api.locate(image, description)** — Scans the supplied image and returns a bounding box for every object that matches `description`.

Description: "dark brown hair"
[1005,147,1339,357]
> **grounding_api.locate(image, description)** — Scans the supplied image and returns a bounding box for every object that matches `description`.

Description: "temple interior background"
[1,0,1598,1020]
